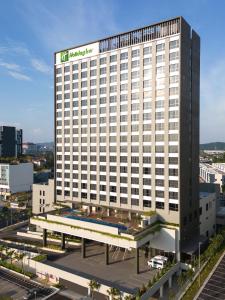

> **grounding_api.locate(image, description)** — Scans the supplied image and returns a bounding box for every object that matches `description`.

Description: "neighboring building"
[23,142,38,155]
[0,126,23,157]
[200,182,221,209]
[203,150,225,155]
[216,207,225,230]
[33,170,53,184]
[31,17,200,261]
[32,179,54,214]
[32,159,46,167]
[0,163,33,200]
[199,192,216,238]
[212,163,225,173]
[200,163,225,191]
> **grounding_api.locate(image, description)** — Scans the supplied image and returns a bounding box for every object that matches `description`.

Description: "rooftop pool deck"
[64,214,128,231]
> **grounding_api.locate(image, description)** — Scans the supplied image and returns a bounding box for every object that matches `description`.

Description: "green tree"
[0,244,7,261]
[5,249,15,264]
[88,280,101,299]
[107,287,121,300]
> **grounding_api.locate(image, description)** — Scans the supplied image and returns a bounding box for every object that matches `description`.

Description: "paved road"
[197,254,225,300]
[0,268,55,299]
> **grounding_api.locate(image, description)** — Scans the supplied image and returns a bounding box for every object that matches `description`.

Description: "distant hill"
[200,142,225,151]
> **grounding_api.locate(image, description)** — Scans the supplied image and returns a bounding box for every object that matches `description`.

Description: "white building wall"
[9,163,33,193]
[32,179,55,214]
[199,192,216,238]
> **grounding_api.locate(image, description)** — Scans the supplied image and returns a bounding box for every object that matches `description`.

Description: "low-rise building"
[200,163,225,192]
[212,163,225,173]
[199,191,216,238]
[32,179,54,214]
[0,163,33,200]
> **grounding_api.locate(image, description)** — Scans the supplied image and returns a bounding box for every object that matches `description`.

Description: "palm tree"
[107,287,121,300]
[0,244,7,261]
[124,295,134,300]
[5,249,15,264]
[88,280,101,299]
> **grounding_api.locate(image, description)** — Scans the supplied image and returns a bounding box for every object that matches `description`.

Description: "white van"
[147,256,168,269]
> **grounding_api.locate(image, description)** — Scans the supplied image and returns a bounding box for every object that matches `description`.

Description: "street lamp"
[198,242,201,287]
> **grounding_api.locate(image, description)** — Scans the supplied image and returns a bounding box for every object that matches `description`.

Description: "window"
[81,61,87,69]
[155,111,164,120]
[100,67,106,75]
[132,49,140,58]
[120,73,128,81]
[155,157,164,164]
[132,60,140,68]
[169,203,178,211]
[110,55,117,62]
[90,60,97,67]
[110,75,117,83]
[169,180,178,187]
[156,55,165,63]
[100,57,107,65]
[169,110,179,119]
[169,122,178,130]
[90,69,97,76]
[169,169,178,176]
[156,66,165,74]
[169,98,179,107]
[155,179,164,186]
[81,71,87,78]
[110,65,117,72]
[56,68,62,74]
[170,64,179,72]
[169,52,179,61]
[120,63,128,71]
[169,40,179,49]
[144,57,152,66]
[156,43,165,52]
[143,46,151,55]
[64,65,70,73]
[169,192,178,199]
[131,198,139,206]
[155,168,164,175]
[100,77,106,85]
[120,52,128,60]
[156,201,164,209]
[169,87,179,96]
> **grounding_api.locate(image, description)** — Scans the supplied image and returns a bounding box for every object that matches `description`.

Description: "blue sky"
[0,0,224,143]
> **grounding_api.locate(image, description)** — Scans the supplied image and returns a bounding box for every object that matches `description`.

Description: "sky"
[0,0,224,143]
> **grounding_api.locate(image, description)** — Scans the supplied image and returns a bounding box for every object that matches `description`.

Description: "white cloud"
[0,60,21,71]
[31,58,51,74]
[17,0,118,51]
[8,71,32,81]
[200,60,225,143]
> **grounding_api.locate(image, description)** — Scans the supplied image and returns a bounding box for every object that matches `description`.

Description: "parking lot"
[48,242,158,294]
[197,254,225,300]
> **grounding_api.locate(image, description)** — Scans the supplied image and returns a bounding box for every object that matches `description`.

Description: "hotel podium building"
[52,17,200,255]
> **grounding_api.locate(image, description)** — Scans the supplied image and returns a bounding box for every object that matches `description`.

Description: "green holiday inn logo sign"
[60,48,93,63]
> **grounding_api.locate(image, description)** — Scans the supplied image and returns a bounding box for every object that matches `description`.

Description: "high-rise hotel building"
[54,17,200,249]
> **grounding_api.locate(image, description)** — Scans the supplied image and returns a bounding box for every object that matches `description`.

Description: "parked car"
[147,255,168,269]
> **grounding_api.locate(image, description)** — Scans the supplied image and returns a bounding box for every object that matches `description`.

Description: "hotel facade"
[53,17,200,253]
